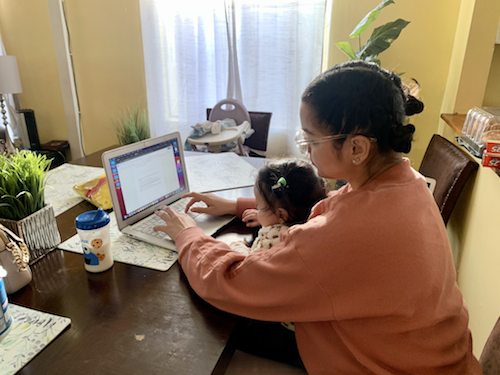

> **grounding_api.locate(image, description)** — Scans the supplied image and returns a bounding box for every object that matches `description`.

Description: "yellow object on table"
[73,174,113,210]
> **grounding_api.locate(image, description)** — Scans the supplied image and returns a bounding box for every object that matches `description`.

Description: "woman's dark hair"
[301,60,423,154]
[256,159,327,225]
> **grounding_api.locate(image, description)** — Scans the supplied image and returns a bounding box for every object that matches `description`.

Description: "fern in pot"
[0,151,61,259]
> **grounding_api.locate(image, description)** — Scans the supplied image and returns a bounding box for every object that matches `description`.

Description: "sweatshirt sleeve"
[175,226,334,323]
[236,197,256,218]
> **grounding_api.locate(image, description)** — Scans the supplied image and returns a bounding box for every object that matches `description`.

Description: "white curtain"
[140,0,326,157]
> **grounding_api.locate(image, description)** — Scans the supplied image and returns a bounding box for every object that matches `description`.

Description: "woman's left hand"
[153,206,198,241]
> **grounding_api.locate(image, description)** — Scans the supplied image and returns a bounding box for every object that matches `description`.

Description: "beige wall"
[484,44,500,106]
[328,0,462,168]
[0,0,68,146]
[63,0,147,155]
[452,0,499,113]
[440,0,500,357]
[0,0,147,157]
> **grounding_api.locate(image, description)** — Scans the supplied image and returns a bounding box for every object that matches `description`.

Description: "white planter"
[0,204,61,262]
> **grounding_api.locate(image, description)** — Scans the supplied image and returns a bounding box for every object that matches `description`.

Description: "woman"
[154,61,481,374]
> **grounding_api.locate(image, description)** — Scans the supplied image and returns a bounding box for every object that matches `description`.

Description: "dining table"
[8,147,265,375]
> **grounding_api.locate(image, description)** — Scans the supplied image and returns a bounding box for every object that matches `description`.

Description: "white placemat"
[45,164,105,216]
[0,304,71,375]
[58,212,178,271]
[185,152,257,192]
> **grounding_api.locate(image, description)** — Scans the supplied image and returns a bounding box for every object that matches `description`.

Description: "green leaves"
[335,0,409,66]
[349,0,394,38]
[113,103,151,145]
[334,42,357,60]
[357,19,410,60]
[0,151,51,220]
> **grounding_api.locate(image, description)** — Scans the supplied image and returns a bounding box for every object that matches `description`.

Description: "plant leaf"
[357,19,410,59]
[334,42,357,60]
[349,0,395,39]
[0,150,50,220]
[113,102,150,145]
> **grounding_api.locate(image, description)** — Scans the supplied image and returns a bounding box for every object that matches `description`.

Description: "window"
[140,0,327,156]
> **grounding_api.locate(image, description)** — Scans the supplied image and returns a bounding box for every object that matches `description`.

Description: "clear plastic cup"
[75,209,114,273]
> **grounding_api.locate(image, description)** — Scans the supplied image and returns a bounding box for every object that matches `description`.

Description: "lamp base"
[0,94,17,154]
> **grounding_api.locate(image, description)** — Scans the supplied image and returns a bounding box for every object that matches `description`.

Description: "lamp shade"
[0,56,22,94]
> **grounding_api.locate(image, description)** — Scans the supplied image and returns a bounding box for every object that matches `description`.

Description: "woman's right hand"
[182,192,237,216]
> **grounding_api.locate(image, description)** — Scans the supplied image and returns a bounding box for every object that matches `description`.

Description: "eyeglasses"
[295,129,348,155]
[295,129,378,155]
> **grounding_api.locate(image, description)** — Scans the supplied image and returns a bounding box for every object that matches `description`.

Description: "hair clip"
[272,177,287,190]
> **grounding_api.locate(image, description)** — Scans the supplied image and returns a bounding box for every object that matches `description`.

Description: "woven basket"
[0,204,61,263]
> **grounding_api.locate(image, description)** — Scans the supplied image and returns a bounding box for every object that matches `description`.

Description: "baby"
[230,158,327,255]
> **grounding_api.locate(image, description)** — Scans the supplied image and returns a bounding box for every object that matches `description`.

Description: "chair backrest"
[419,134,478,225]
[480,317,500,375]
[207,108,272,156]
[208,99,251,125]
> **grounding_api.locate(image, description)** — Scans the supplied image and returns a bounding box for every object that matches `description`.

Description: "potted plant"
[0,150,60,261]
[113,103,150,145]
[335,0,409,67]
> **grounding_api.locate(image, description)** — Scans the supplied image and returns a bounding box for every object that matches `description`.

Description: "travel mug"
[75,208,114,273]
[0,266,13,342]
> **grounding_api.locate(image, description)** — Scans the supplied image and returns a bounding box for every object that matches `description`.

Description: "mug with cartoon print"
[75,208,113,273]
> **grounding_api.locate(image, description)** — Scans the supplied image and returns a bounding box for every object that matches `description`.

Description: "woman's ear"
[276,208,290,224]
[349,135,373,165]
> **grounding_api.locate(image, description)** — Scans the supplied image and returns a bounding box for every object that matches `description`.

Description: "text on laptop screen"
[108,139,186,220]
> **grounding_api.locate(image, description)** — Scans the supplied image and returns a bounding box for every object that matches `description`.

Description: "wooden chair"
[419,134,478,225]
[480,317,500,374]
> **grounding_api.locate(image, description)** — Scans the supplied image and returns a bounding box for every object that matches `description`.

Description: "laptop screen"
[107,138,186,221]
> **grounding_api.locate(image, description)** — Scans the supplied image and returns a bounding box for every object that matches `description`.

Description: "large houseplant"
[0,150,60,259]
[335,0,409,66]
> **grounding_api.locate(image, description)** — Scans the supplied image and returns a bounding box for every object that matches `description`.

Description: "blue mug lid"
[75,208,110,230]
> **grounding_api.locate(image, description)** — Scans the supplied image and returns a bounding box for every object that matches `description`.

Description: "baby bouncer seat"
[187,99,252,156]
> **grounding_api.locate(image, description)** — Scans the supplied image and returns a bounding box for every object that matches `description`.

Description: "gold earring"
[352,157,360,164]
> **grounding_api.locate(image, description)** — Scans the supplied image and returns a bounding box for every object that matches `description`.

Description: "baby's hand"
[229,241,251,255]
[242,209,260,227]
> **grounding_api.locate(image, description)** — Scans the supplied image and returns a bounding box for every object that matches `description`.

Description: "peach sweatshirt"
[175,159,481,374]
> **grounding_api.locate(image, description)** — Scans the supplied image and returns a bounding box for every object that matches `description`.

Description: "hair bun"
[405,95,424,116]
[389,123,415,153]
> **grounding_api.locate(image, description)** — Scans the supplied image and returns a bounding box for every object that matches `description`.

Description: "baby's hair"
[256,159,327,225]
[302,60,424,154]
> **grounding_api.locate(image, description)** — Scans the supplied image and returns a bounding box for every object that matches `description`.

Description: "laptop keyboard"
[132,198,205,239]
[169,198,204,218]
[134,214,169,238]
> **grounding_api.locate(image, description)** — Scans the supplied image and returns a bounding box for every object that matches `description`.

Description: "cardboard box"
[482,150,500,168]
[486,141,500,154]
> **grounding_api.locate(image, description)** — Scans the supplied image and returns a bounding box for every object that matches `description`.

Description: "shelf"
[441,113,466,135]
[441,113,500,178]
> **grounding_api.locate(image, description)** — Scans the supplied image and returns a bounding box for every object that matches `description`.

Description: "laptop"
[101,132,235,250]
